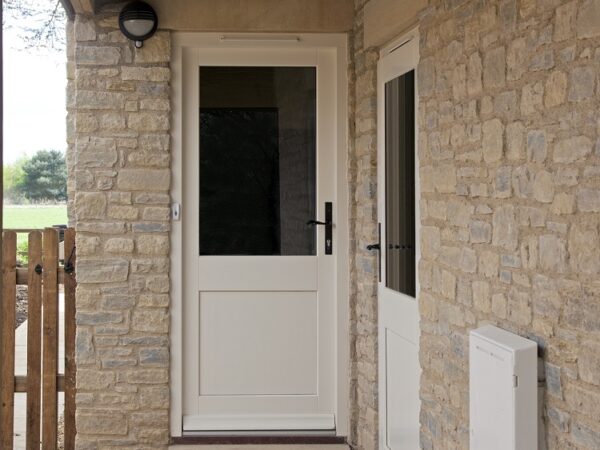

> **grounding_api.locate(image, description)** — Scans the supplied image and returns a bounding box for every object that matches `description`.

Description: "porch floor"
[170,446,350,450]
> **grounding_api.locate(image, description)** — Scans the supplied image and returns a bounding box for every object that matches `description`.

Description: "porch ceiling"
[62,0,355,33]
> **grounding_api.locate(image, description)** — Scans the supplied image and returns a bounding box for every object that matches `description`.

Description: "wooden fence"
[0,228,76,450]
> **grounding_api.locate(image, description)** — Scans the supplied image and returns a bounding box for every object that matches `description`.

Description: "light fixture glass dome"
[119,1,158,48]
[122,19,155,37]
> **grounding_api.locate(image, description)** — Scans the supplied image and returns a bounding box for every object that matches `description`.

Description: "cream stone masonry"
[69,8,171,448]
[348,1,379,448]
[67,0,600,448]
[416,0,600,448]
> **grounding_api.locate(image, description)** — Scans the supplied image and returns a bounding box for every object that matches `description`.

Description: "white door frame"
[169,33,349,437]
[377,29,421,449]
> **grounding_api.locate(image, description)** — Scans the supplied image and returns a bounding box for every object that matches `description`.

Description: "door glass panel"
[199,67,317,256]
[385,70,415,297]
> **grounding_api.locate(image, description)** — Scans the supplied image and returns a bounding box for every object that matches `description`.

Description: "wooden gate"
[0,228,76,450]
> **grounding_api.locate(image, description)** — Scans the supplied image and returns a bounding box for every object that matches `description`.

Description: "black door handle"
[367,224,381,282]
[308,202,333,255]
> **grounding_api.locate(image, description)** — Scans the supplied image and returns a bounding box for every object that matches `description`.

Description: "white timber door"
[178,36,347,433]
[376,32,421,449]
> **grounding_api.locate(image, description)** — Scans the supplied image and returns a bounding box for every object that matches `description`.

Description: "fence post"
[0,231,16,449]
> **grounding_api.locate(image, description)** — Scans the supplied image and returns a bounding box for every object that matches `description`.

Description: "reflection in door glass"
[199,67,316,256]
[385,71,415,297]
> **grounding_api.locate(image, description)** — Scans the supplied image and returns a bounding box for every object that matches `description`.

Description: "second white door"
[377,32,421,449]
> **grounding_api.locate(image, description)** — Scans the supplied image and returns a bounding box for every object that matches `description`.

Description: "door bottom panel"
[183,414,335,432]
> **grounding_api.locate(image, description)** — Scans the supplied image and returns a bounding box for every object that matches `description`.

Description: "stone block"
[544,71,567,107]
[105,238,135,254]
[483,47,506,89]
[137,235,170,255]
[467,52,482,96]
[506,121,524,160]
[140,348,169,366]
[538,234,567,273]
[492,205,518,250]
[77,258,129,283]
[472,281,491,312]
[546,363,563,398]
[117,169,170,191]
[554,1,577,41]
[569,223,600,274]
[421,226,441,259]
[577,188,600,212]
[553,136,592,163]
[125,368,169,384]
[571,421,600,448]
[568,67,595,102]
[128,112,170,132]
[74,17,96,41]
[76,46,121,65]
[132,309,169,333]
[491,293,507,318]
[526,130,546,163]
[76,90,125,110]
[495,166,512,198]
[507,37,527,81]
[520,82,543,115]
[76,368,114,390]
[134,32,170,63]
[121,66,170,82]
[469,220,492,243]
[77,411,127,435]
[75,192,107,220]
[76,136,118,168]
[482,119,504,163]
[532,170,554,203]
[577,0,600,38]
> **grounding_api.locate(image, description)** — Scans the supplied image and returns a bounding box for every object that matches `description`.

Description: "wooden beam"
[42,229,59,450]
[16,267,66,286]
[59,0,75,19]
[69,0,94,15]
[15,376,65,393]
[0,233,17,449]
[26,232,43,450]
[63,229,76,450]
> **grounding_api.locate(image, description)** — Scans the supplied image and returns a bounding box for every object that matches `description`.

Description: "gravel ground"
[16,286,28,329]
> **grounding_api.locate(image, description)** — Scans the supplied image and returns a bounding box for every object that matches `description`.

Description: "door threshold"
[171,435,347,445]
[182,430,336,437]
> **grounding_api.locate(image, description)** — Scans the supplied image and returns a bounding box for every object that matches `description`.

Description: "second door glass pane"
[385,70,416,297]
[199,67,317,256]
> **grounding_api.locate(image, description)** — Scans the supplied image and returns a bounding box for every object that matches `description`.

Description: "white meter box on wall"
[470,325,538,450]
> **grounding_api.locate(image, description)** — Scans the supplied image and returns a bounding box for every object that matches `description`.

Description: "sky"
[3,19,67,164]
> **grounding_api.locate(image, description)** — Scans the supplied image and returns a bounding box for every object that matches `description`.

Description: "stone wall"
[348,2,379,448]
[68,0,600,448]
[69,9,171,448]
[351,0,600,449]
[417,0,600,448]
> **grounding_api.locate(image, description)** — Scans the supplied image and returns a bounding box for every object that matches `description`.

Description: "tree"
[3,156,27,203]
[2,0,66,51]
[20,150,66,202]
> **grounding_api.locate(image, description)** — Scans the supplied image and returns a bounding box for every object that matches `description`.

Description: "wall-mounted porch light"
[118,1,158,48]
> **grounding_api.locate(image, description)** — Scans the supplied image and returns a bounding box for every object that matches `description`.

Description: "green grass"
[3,205,68,248]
